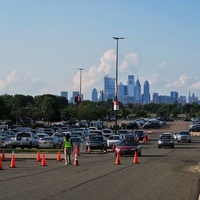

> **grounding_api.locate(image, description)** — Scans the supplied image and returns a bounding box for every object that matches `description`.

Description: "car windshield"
[90,137,103,141]
[135,131,143,136]
[109,136,119,140]
[160,135,172,139]
[117,140,137,146]
[41,137,53,141]
[180,132,189,135]
[17,132,31,137]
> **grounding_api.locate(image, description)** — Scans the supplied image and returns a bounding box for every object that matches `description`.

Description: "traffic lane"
[1,137,200,200]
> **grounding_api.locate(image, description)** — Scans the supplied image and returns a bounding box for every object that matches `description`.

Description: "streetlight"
[77,68,84,101]
[112,37,125,134]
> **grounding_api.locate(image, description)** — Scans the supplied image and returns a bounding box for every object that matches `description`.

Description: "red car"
[114,140,141,156]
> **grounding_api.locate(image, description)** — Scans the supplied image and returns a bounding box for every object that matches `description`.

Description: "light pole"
[77,68,84,101]
[112,37,124,134]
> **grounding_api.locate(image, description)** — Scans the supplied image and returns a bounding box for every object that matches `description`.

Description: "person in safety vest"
[63,133,73,165]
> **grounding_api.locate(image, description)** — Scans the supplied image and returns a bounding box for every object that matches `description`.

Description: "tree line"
[0,94,199,125]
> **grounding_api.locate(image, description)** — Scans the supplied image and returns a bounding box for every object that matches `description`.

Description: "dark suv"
[86,135,107,152]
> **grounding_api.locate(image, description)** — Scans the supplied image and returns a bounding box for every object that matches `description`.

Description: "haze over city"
[1,1,200,100]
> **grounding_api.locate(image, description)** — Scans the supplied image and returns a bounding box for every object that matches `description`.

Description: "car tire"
[158,146,161,148]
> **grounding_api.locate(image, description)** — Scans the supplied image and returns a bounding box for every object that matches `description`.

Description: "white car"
[107,135,120,148]
[176,131,191,143]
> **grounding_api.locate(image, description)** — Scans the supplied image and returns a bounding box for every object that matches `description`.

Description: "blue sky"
[1,1,200,101]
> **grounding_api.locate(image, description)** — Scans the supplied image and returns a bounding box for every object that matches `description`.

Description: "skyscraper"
[91,88,98,102]
[61,91,68,99]
[104,75,115,100]
[170,91,178,103]
[127,75,134,97]
[143,80,150,104]
[134,79,141,102]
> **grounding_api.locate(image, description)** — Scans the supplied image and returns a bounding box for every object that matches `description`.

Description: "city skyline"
[63,74,199,104]
[1,1,200,100]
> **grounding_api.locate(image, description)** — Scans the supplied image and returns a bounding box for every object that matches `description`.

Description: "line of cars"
[157,131,191,148]
[0,125,149,157]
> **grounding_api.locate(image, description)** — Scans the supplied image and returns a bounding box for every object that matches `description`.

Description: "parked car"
[158,133,174,148]
[114,140,141,156]
[107,135,120,149]
[1,137,11,148]
[10,131,39,149]
[134,130,148,141]
[124,121,139,129]
[176,131,191,143]
[38,136,62,149]
[189,125,200,132]
[143,121,161,129]
[86,135,107,152]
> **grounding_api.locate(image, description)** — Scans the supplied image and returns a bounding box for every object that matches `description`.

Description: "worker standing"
[63,133,73,165]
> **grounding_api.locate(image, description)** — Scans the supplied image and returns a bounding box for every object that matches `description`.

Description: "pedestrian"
[63,133,73,165]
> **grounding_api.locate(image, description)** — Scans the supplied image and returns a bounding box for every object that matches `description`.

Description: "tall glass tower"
[143,80,150,104]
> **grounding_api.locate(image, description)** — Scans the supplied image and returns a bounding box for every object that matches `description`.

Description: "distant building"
[71,91,79,104]
[104,75,115,100]
[170,91,178,103]
[127,75,135,97]
[143,80,150,104]
[134,79,141,103]
[91,88,98,102]
[153,93,159,103]
[61,91,68,99]
[178,96,187,105]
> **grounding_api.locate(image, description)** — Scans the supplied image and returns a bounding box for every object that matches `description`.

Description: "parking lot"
[1,121,200,200]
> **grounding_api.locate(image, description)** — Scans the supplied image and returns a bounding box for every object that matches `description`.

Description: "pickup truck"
[10,131,39,149]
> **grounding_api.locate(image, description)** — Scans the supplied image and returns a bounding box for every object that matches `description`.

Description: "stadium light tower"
[112,37,125,134]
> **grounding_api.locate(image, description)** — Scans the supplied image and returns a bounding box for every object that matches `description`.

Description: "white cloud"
[189,81,200,90]
[72,49,116,95]
[119,53,140,74]
[170,74,191,87]
[0,70,46,95]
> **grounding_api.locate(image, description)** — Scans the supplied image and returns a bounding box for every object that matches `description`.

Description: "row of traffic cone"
[1,146,80,169]
[0,151,17,170]
[36,150,62,166]
[115,151,139,165]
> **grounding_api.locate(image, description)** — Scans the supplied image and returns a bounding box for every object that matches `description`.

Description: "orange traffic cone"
[10,153,16,168]
[0,157,3,170]
[41,153,47,166]
[133,151,139,164]
[148,134,150,140]
[57,150,62,161]
[75,145,79,156]
[115,151,121,165]
[87,145,91,154]
[74,151,79,166]
[1,150,6,161]
[143,136,146,143]
[36,151,41,162]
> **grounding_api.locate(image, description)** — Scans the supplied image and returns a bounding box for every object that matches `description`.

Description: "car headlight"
[169,141,173,143]
[158,140,162,144]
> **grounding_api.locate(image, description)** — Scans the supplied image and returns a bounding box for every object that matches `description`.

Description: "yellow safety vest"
[64,138,72,148]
